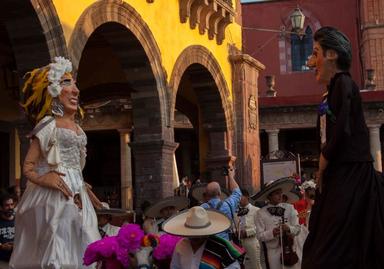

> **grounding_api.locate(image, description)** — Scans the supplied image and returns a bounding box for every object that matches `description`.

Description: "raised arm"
[23,138,72,199]
[227,167,239,191]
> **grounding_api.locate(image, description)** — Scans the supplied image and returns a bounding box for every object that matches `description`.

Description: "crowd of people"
[161,171,316,269]
[1,26,383,269]
[0,169,316,269]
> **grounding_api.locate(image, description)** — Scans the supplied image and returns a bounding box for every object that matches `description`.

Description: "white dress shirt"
[170,238,241,269]
[100,223,120,237]
[235,203,262,269]
[235,203,260,237]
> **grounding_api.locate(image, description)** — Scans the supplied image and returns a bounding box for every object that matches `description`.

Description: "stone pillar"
[205,130,236,188]
[130,140,178,211]
[119,129,133,210]
[368,124,382,172]
[265,129,280,154]
[230,50,265,191]
[8,128,20,187]
[181,139,192,177]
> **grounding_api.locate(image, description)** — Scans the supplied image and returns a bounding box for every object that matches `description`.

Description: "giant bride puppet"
[10,57,101,269]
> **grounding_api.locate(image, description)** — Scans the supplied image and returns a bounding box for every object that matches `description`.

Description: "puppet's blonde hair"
[21,66,52,124]
[21,66,83,125]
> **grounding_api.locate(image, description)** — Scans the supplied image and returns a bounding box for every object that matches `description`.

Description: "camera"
[222,166,229,176]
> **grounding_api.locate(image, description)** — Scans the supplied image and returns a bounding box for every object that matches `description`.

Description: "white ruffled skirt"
[9,166,100,269]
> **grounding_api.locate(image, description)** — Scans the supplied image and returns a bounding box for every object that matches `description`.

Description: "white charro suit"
[255,203,301,269]
[235,203,262,269]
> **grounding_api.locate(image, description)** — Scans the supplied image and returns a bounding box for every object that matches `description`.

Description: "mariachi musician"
[253,178,301,269]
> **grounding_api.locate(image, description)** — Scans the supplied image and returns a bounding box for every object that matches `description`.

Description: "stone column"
[230,49,265,191]
[368,124,382,172]
[119,129,133,210]
[265,129,280,154]
[205,130,236,187]
[130,140,178,211]
[181,139,192,177]
[8,128,20,187]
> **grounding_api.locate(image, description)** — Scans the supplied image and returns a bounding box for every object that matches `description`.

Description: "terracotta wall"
[242,0,362,98]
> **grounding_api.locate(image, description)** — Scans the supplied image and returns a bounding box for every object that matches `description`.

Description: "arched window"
[291,26,313,72]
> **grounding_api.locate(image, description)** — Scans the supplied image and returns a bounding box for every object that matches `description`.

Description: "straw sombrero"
[144,196,189,219]
[96,202,132,216]
[162,206,231,237]
[251,177,296,203]
[190,183,231,203]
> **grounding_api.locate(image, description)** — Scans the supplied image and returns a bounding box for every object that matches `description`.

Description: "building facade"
[242,0,384,178]
[0,0,265,210]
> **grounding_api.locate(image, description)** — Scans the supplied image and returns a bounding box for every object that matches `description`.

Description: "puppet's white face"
[58,74,79,115]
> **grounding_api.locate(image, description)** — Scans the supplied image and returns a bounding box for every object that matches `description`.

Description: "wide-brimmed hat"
[282,189,301,203]
[190,183,230,203]
[251,177,296,203]
[144,196,189,219]
[96,202,132,216]
[162,206,231,237]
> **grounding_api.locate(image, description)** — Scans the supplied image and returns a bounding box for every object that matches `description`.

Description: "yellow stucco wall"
[53,0,242,97]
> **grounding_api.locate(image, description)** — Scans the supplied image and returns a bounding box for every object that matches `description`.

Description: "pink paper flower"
[99,236,120,257]
[83,240,101,265]
[117,224,145,252]
[153,234,182,260]
[116,246,130,267]
[83,236,120,266]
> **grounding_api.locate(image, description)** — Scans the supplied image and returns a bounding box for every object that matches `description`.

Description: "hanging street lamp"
[290,7,305,35]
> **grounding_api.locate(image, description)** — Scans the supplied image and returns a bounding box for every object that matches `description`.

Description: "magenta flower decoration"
[153,234,182,260]
[83,240,101,265]
[99,236,120,257]
[83,236,120,266]
[117,224,145,252]
[116,246,130,267]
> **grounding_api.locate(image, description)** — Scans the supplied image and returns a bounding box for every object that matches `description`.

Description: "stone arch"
[0,0,67,188]
[169,45,235,184]
[3,0,68,75]
[68,0,169,137]
[30,0,68,59]
[169,45,233,132]
[68,1,176,207]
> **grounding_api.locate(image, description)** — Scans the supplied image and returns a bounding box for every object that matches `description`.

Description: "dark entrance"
[83,130,121,207]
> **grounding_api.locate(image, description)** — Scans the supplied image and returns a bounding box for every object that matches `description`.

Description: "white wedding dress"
[10,116,100,269]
